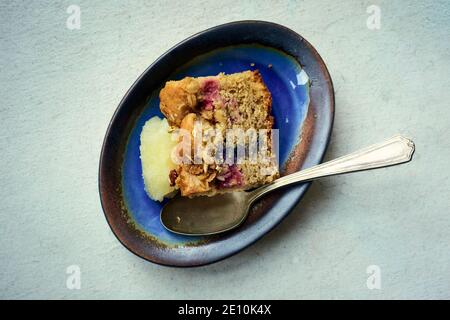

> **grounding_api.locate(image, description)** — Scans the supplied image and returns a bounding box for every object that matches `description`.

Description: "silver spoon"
[161,135,415,236]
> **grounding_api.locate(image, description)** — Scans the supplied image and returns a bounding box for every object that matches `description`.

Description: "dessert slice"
[160,70,279,197]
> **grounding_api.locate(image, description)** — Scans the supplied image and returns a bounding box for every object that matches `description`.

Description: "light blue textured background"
[1,0,449,299]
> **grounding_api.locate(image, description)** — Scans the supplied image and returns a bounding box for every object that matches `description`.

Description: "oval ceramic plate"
[99,21,334,267]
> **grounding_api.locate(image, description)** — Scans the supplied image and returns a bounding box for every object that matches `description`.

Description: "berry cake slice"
[160,70,279,197]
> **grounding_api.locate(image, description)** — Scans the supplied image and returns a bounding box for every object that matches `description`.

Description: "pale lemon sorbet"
[139,117,177,201]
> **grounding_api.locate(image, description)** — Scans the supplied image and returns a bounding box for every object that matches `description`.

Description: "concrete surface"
[1,0,449,299]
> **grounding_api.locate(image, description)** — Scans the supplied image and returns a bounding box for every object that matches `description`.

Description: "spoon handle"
[249,135,415,203]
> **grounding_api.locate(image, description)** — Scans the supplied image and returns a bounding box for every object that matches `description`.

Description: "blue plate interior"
[122,44,310,245]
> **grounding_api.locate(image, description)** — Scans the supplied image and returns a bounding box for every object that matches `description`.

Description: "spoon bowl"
[161,192,250,235]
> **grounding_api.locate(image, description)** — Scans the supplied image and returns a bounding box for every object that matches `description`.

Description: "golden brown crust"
[252,70,273,127]
[159,77,200,126]
[176,164,217,196]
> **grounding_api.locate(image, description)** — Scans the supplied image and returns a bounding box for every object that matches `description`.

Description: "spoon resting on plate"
[160,135,415,236]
